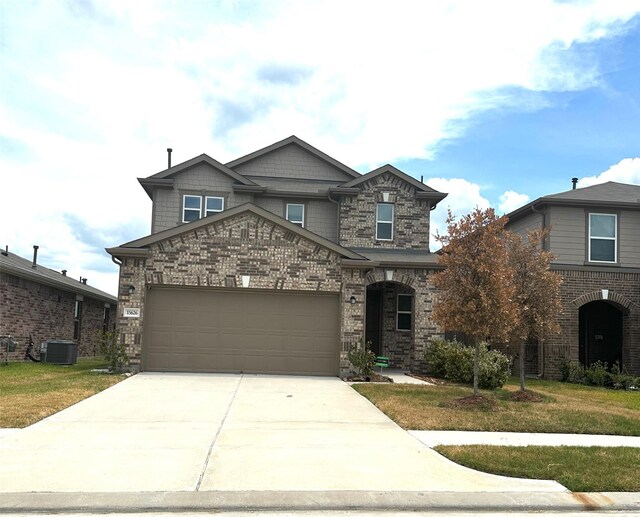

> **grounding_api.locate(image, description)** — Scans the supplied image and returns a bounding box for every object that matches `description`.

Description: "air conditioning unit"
[41,340,78,365]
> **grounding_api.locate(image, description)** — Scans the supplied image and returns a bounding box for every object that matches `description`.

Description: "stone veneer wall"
[116,213,346,370]
[0,272,114,361]
[542,268,640,378]
[339,174,431,249]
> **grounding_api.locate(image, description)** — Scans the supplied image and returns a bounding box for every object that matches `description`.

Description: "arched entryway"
[579,301,623,367]
[365,281,414,367]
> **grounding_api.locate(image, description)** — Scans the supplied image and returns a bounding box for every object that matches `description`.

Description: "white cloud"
[1,0,639,292]
[579,157,640,188]
[498,191,530,214]
[424,178,491,249]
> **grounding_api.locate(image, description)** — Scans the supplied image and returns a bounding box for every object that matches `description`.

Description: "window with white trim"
[182,195,202,223]
[205,196,224,217]
[397,294,412,331]
[182,195,225,223]
[376,203,394,240]
[589,213,617,263]
[286,203,305,227]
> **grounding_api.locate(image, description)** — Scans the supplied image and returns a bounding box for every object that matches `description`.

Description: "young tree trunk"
[520,342,526,392]
[473,341,480,396]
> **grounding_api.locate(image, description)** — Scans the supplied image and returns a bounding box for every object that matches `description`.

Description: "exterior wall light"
[127,285,136,295]
[349,296,357,305]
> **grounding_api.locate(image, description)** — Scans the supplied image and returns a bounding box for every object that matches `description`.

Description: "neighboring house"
[107,136,447,375]
[504,181,640,378]
[0,247,118,361]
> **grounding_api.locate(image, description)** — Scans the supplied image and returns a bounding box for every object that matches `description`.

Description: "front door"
[579,301,623,367]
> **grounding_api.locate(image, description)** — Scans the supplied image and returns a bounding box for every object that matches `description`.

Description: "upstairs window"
[286,203,305,227]
[376,203,394,241]
[397,294,412,331]
[205,196,224,217]
[182,195,225,223]
[182,195,202,223]
[589,213,617,263]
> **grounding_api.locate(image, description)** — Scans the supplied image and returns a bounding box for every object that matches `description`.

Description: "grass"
[435,445,640,492]
[0,358,126,428]
[353,377,640,491]
[353,377,640,435]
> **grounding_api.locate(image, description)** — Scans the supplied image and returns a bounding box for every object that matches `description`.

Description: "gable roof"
[0,251,117,303]
[106,203,368,261]
[225,135,361,180]
[138,153,258,198]
[507,181,640,222]
[335,164,448,207]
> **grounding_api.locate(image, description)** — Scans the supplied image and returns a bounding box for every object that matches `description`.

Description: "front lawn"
[0,358,127,428]
[435,445,640,492]
[353,378,640,492]
[353,377,640,435]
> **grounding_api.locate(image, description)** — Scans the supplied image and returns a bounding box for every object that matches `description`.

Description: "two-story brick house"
[505,181,640,378]
[107,136,447,375]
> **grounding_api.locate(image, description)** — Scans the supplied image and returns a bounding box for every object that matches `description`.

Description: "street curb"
[1,491,639,513]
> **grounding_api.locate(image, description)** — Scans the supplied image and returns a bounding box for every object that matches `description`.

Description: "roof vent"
[572,177,578,190]
[61,270,67,276]
[167,148,173,168]
[1,245,7,257]
[80,277,87,284]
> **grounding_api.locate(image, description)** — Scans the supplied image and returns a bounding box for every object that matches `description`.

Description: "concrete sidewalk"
[411,430,640,447]
[1,490,639,514]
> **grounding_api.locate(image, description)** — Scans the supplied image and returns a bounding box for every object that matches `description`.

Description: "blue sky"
[1,0,639,295]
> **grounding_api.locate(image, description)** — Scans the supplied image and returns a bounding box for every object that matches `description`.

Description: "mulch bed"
[508,390,544,402]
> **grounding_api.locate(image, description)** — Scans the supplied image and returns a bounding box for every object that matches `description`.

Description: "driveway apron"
[0,373,565,493]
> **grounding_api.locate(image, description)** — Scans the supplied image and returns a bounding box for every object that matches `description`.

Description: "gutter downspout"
[327,191,341,243]
[531,203,546,378]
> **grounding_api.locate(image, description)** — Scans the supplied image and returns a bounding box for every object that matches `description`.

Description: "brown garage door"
[143,287,340,375]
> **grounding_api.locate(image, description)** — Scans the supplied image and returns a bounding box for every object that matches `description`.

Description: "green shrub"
[348,339,376,377]
[584,361,609,387]
[97,330,129,373]
[478,346,511,389]
[425,339,511,389]
[560,359,638,390]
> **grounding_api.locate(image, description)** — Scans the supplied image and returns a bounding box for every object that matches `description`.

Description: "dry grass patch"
[0,358,126,428]
[352,378,640,435]
[435,445,640,492]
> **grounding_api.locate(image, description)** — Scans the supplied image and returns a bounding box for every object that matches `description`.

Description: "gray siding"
[549,206,586,265]
[243,176,338,193]
[619,210,640,267]
[507,211,543,238]
[549,206,640,268]
[233,144,354,182]
[151,163,239,233]
[254,197,338,242]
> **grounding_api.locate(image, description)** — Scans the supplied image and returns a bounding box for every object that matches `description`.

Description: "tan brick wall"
[0,272,114,361]
[339,174,431,249]
[117,212,345,370]
[542,268,640,378]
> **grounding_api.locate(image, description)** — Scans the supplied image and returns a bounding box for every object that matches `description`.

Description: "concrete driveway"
[0,373,565,493]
